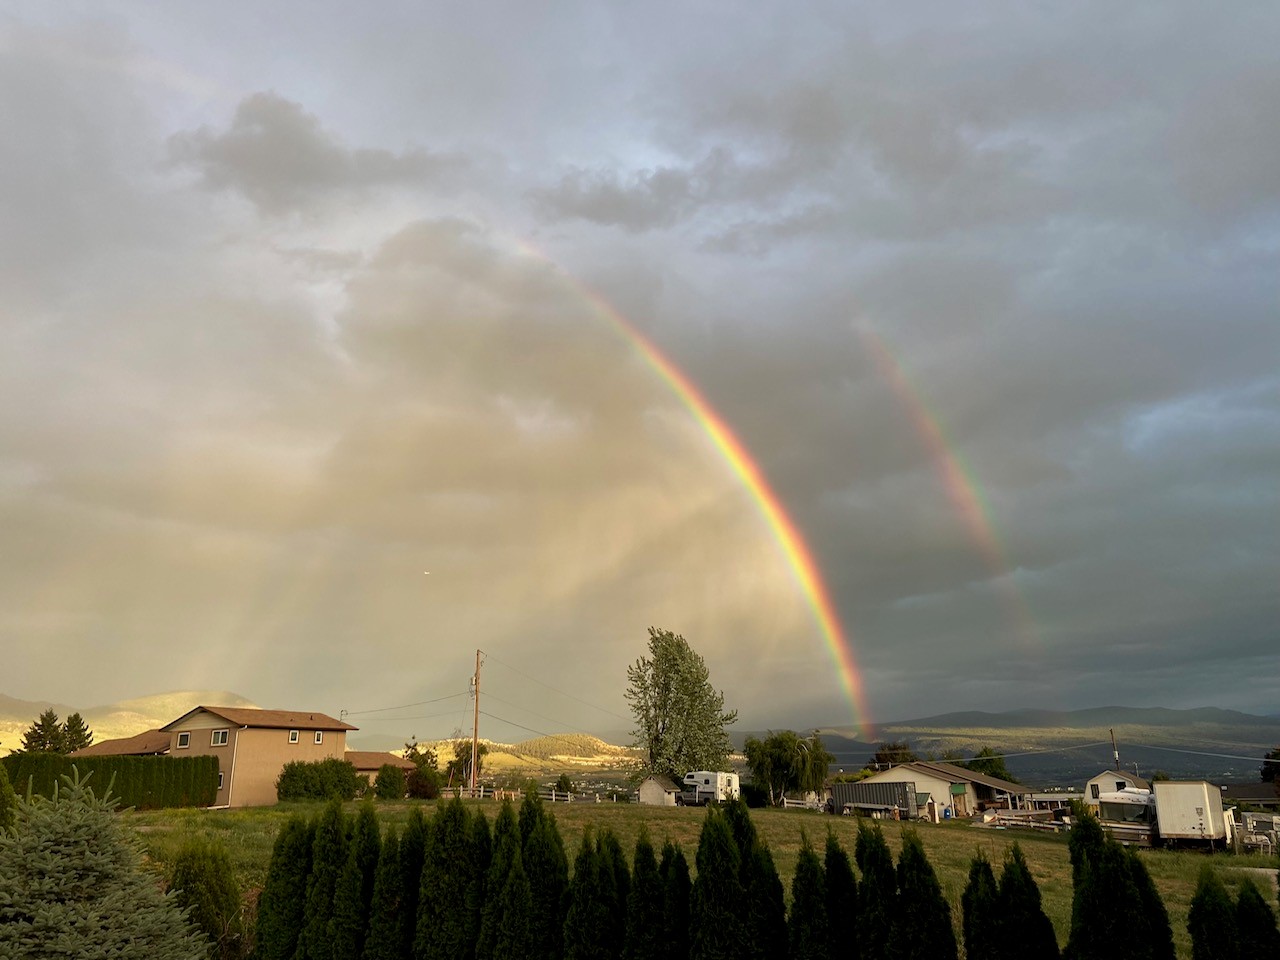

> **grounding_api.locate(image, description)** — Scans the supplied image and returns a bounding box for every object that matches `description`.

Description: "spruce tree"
[961,851,1000,960]
[416,798,473,960]
[690,808,748,960]
[1235,879,1280,955]
[0,768,206,958]
[256,815,314,960]
[479,801,522,957]
[894,830,957,960]
[789,833,830,960]
[1188,866,1239,960]
[854,820,897,960]
[744,837,788,960]
[19,708,67,753]
[824,830,858,960]
[0,760,16,835]
[362,826,402,960]
[623,829,666,960]
[299,798,349,960]
[523,810,569,960]
[62,712,94,753]
[493,850,536,960]
[400,807,427,958]
[998,842,1058,960]
[659,840,692,960]
[564,828,611,960]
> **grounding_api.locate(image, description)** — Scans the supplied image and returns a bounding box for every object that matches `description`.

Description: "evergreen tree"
[789,833,830,960]
[299,798,349,960]
[564,828,611,960]
[690,808,748,960]
[962,851,1000,960]
[256,814,314,960]
[854,820,897,960]
[493,851,535,960]
[332,842,368,960]
[0,760,16,835]
[362,826,403,960]
[1235,879,1280,956]
[659,840,692,960]
[1125,847,1173,960]
[19,708,67,753]
[61,712,94,753]
[0,768,206,958]
[824,830,858,960]
[465,809,493,952]
[167,836,241,960]
[598,827,631,932]
[1188,866,1239,960]
[1067,817,1157,960]
[416,798,473,960]
[519,788,544,847]
[523,810,569,960]
[722,798,757,864]
[623,829,666,960]
[354,802,383,915]
[399,807,427,959]
[999,842,1059,960]
[479,801,522,957]
[744,836,788,960]
[894,830,957,960]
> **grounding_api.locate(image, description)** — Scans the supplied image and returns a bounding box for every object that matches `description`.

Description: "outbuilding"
[638,774,682,807]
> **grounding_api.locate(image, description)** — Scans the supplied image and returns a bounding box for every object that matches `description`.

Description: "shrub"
[168,836,242,959]
[623,830,665,960]
[0,760,15,834]
[1188,866,1238,960]
[999,843,1058,959]
[299,798,349,960]
[373,764,406,800]
[406,765,442,799]
[0,752,218,808]
[789,833,829,960]
[962,851,1000,960]
[690,809,748,960]
[255,815,314,960]
[894,830,957,960]
[659,840,691,960]
[276,757,363,801]
[823,831,857,960]
[523,807,569,960]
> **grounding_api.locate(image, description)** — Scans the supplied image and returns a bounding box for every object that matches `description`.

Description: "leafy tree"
[690,808,748,960]
[0,760,15,835]
[961,851,1000,960]
[398,807,427,959]
[373,764,406,800]
[403,737,438,771]
[854,820,897,960]
[999,842,1059,959]
[362,826,402,960]
[824,831,858,960]
[444,739,489,786]
[255,814,314,960]
[406,765,442,799]
[623,830,666,960]
[523,809,569,960]
[744,730,835,805]
[961,747,1019,783]
[788,833,830,960]
[894,830,957,960]
[868,740,917,769]
[416,798,474,960]
[19,708,67,753]
[555,773,574,795]
[167,836,241,960]
[1235,879,1280,955]
[61,712,94,753]
[1261,746,1280,783]
[659,839,692,960]
[1188,866,1238,960]
[0,768,206,958]
[626,627,738,780]
[299,798,349,960]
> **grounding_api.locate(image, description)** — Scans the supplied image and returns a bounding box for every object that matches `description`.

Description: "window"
[1090,784,1100,799]
[1115,781,1126,792]
[218,772,224,789]
[176,732,190,749]
[289,730,299,744]
[211,729,229,746]
[314,731,324,745]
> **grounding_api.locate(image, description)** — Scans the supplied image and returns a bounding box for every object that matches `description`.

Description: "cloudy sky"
[3,2,1277,744]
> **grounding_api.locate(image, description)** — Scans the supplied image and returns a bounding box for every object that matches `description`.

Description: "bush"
[373,764,406,800]
[276,758,363,801]
[168,836,243,959]
[0,752,218,808]
[0,760,15,834]
[406,765,442,799]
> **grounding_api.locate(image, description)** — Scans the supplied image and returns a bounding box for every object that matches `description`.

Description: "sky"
[2,2,1277,745]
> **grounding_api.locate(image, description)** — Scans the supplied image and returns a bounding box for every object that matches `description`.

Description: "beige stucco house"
[160,706,357,808]
[860,760,1030,817]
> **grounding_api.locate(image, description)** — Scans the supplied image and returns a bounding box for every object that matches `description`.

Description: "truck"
[1095,787,1157,845]
[1152,781,1234,850]
[680,771,740,806]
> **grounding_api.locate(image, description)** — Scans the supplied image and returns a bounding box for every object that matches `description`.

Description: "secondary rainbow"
[514,245,873,736]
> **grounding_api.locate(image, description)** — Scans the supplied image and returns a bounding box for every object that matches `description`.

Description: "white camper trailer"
[681,771,741,805]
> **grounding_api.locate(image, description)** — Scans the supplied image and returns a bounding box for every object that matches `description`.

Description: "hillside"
[412,733,639,775]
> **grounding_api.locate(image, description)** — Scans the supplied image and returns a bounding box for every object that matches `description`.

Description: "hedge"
[0,754,219,809]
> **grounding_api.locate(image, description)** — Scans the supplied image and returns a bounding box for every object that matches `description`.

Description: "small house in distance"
[346,750,416,784]
[859,760,1031,817]
[1085,770,1149,808]
[160,706,357,808]
[638,774,682,806]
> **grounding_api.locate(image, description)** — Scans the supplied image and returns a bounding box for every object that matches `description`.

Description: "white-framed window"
[289,730,299,744]
[211,729,229,747]
[176,732,190,749]
[218,772,224,789]
[314,731,324,745]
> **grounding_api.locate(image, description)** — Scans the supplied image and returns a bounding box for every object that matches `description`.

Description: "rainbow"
[513,244,874,737]
[859,326,1038,648]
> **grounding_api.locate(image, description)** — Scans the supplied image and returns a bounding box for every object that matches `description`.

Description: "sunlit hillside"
[415,733,640,775]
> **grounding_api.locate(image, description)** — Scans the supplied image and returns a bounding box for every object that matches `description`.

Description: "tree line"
[1,751,219,809]
[12,707,94,754]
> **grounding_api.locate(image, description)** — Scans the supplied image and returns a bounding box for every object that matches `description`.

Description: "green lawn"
[129,800,1279,959]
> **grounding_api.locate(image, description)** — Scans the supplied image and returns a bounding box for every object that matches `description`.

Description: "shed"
[638,774,682,807]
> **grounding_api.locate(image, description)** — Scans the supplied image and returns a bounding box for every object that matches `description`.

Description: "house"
[69,729,172,757]
[159,706,357,808]
[860,760,1031,817]
[1084,770,1150,808]
[637,774,682,807]
[346,750,416,783]
[1221,782,1280,811]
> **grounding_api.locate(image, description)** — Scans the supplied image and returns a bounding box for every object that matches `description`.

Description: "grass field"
[130,800,1279,959]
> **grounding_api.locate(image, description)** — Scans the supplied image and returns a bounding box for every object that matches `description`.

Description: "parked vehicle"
[680,770,740,805]
[1152,780,1234,850]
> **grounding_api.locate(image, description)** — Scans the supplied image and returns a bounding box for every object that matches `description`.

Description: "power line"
[478,709,606,755]
[482,691,589,735]
[344,692,468,717]
[480,649,631,723]
[1128,743,1280,765]
[344,710,468,723]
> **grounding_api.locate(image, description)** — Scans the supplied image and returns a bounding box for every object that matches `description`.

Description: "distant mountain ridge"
[880,705,1276,730]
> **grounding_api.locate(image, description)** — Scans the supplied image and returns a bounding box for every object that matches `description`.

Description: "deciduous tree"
[743,730,835,805]
[626,627,737,779]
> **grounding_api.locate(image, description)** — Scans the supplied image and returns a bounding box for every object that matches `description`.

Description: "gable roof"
[1090,770,1151,790]
[346,751,416,772]
[643,775,682,793]
[878,760,1028,796]
[70,729,171,757]
[161,706,357,732]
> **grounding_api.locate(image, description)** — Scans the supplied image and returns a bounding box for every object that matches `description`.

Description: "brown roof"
[161,706,357,732]
[70,729,171,757]
[346,751,416,772]
[1221,782,1280,802]
[907,760,1029,796]
[643,775,682,792]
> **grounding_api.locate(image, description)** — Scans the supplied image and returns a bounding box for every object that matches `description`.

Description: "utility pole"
[1110,728,1120,770]
[470,649,482,798]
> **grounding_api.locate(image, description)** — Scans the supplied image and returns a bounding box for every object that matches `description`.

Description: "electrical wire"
[478,709,608,755]
[1127,743,1280,765]
[479,649,631,722]
[344,692,468,717]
